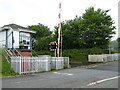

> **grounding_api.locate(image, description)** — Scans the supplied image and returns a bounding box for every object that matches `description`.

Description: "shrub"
[34,47,107,63]
[62,48,107,63]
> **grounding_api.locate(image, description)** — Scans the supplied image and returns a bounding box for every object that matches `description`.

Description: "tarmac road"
[2,61,120,88]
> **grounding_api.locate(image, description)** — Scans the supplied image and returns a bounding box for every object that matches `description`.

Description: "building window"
[19,33,30,47]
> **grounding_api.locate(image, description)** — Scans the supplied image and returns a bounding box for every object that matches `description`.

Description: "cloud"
[0,0,14,13]
[0,0,119,39]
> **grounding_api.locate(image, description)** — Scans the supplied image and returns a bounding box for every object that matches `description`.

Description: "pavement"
[2,61,120,88]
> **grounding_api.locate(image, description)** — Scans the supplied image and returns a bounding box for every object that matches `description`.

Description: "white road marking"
[87,65,98,68]
[53,72,73,76]
[86,76,120,87]
[16,82,21,84]
[15,78,44,84]
[87,63,112,69]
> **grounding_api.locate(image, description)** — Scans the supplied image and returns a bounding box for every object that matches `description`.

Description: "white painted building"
[0,24,36,49]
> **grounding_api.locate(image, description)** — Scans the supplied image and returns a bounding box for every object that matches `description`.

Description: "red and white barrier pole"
[57,0,61,57]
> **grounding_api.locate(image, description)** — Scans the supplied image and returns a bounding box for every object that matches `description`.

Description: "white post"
[46,57,48,71]
[57,0,61,57]
[36,57,38,72]
[55,50,56,57]
[56,57,58,70]
[109,44,111,54]
[60,29,62,57]
[19,57,21,74]
[68,57,69,68]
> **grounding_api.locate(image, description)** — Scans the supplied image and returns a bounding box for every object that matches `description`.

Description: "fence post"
[36,57,38,72]
[19,57,21,74]
[67,57,69,68]
[16,57,17,73]
[36,57,39,72]
[46,56,50,71]
[56,57,58,70]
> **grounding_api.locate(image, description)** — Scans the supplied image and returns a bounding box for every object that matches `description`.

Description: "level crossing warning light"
[49,41,58,51]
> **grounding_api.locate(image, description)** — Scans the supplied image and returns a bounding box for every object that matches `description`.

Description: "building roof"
[2,24,36,33]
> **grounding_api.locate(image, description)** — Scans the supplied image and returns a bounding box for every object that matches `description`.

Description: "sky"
[0,0,119,40]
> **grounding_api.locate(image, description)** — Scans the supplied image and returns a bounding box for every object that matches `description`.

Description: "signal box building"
[0,24,36,56]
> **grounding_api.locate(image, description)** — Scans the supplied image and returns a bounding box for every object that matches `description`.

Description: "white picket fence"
[88,53,120,62]
[11,56,69,74]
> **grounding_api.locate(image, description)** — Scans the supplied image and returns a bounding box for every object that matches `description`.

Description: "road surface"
[2,61,120,88]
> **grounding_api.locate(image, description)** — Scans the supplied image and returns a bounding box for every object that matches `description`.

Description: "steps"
[3,48,33,64]
[17,50,32,57]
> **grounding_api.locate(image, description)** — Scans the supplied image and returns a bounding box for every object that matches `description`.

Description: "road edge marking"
[53,72,73,76]
[86,76,120,87]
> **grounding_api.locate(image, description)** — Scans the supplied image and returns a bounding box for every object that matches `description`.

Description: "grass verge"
[1,55,17,76]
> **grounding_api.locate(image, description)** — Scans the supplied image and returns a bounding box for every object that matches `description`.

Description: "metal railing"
[88,53,120,62]
[11,56,69,74]
[3,49,11,63]
[2,42,22,63]
[14,48,22,56]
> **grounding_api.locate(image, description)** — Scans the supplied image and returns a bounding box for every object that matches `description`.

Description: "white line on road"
[86,76,120,87]
[15,78,44,84]
[87,65,98,68]
[53,72,73,76]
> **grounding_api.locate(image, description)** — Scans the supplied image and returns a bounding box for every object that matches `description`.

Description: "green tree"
[28,23,52,39]
[34,36,54,50]
[80,7,116,48]
[28,23,53,50]
[54,7,116,49]
[53,20,80,49]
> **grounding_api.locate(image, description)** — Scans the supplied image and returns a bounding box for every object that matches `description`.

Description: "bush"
[111,49,120,53]
[62,47,107,63]
[35,50,54,56]
[34,47,107,63]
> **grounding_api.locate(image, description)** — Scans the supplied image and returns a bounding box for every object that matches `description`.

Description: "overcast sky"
[0,0,119,40]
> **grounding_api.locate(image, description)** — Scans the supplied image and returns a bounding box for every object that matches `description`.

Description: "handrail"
[4,50,11,57]
[10,49,16,56]
[2,47,10,63]
[14,48,22,56]
[4,41,22,56]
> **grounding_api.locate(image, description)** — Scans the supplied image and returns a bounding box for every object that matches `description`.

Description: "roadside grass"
[0,60,2,77]
[106,59,120,63]
[0,48,2,77]
[1,55,17,76]
[49,69,59,72]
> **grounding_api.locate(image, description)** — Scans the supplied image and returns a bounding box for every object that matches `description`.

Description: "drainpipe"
[6,29,8,48]
[12,31,14,49]
[30,35,32,50]
[29,34,32,56]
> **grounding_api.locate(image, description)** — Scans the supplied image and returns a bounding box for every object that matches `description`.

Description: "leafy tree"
[34,36,54,50]
[53,20,80,49]
[80,7,116,48]
[28,23,52,39]
[28,23,53,50]
[54,7,116,49]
